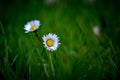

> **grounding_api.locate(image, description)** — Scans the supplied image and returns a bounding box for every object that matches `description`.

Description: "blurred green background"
[0,0,120,80]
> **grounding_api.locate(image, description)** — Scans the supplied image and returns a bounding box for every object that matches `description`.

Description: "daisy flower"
[42,33,60,51]
[44,0,59,5]
[93,26,100,36]
[24,20,41,33]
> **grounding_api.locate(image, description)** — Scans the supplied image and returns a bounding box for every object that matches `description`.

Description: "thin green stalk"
[34,31,42,46]
[34,31,50,78]
[49,53,55,77]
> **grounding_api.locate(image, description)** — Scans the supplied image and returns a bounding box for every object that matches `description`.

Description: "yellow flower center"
[30,25,36,30]
[46,39,54,47]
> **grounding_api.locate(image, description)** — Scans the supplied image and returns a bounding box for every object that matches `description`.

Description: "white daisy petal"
[25,31,29,33]
[42,33,60,51]
[24,20,41,33]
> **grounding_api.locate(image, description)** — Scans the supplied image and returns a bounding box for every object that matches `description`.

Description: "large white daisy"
[42,33,60,51]
[24,20,41,33]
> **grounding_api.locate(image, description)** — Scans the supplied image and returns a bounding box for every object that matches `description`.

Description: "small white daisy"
[44,0,59,5]
[93,26,100,36]
[24,20,41,33]
[42,33,60,51]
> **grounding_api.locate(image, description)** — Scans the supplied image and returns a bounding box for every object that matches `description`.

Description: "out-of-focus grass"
[0,0,120,80]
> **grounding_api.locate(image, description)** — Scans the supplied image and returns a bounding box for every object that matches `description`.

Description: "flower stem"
[34,31,49,78]
[34,31,42,45]
[49,53,55,77]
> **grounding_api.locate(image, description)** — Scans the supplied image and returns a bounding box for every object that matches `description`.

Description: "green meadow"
[0,0,120,80]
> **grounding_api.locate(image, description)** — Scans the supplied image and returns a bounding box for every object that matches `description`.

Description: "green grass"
[0,0,120,80]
